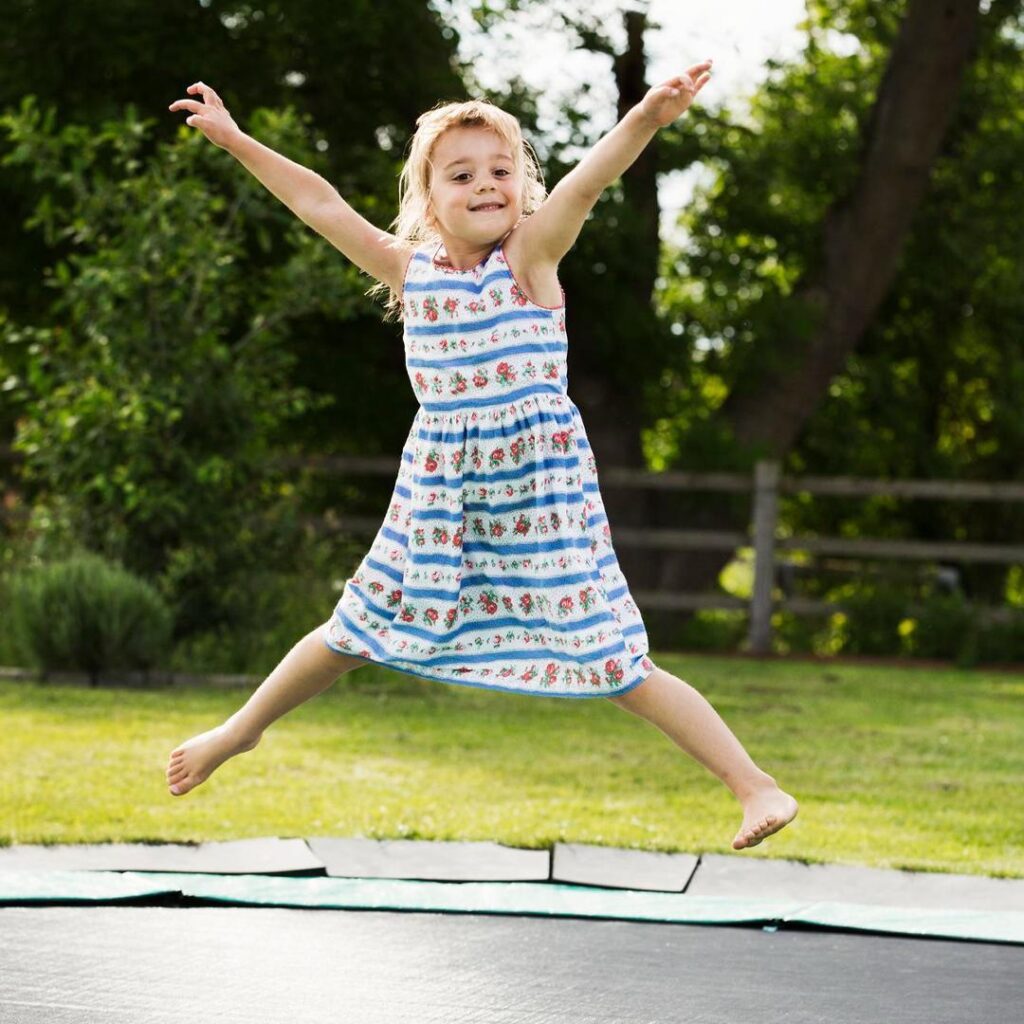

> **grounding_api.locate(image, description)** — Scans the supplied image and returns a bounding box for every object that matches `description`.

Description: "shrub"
[0,573,18,664]
[973,610,1024,665]
[909,590,980,666]
[163,530,368,675]
[835,580,910,656]
[7,550,173,683]
[770,609,826,655]
[676,608,748,652]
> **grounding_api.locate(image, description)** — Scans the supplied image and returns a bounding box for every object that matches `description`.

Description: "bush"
[908,590,980,667]
[7,550,174,683]
[676,609,748,652]
[973,610,1024,664]
[770,609,827,655]
[165,532,368,675]
[835,580,910,656]
[0,573,18,664]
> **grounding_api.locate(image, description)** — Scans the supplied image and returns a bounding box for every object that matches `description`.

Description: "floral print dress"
[323,238,657,698]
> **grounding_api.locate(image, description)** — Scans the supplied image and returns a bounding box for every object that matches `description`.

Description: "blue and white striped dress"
[323,237,657,697]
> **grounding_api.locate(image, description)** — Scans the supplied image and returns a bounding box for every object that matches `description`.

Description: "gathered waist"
[412,384,573,422]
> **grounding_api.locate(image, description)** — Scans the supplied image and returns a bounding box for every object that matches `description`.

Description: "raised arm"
[168,82,409,292]
[518,60,713,266]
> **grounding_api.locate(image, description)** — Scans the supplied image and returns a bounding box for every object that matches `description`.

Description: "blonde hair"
[368,99,547,321]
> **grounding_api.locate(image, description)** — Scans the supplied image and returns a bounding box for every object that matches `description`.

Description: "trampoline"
[1,903,1021,1023]
[1,838,1021,1023]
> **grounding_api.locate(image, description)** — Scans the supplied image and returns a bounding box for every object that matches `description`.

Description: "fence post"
[748,459,780,654]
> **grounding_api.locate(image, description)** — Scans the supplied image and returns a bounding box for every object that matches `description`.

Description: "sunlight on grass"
[2,653,1023,877]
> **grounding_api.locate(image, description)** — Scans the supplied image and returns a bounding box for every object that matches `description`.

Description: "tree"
[0,0,467,462]
[1,100,366,635]
[661,0,1024,614]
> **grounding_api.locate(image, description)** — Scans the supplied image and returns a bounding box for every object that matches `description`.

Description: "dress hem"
[321,624,656,700]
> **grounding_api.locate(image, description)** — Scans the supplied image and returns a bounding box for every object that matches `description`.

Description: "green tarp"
[2,870,1021,945]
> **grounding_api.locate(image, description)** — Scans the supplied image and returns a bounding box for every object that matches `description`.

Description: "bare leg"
[166,622,362,797]
[608,667,799,850]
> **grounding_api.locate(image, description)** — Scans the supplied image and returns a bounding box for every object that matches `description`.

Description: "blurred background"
[3,0,1024,679]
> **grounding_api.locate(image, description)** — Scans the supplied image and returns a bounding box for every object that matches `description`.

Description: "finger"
[686,60,713,77]
[185,114,206,127]
[188,81,223,108]
[666,73,697,92]
[168,99,204,113]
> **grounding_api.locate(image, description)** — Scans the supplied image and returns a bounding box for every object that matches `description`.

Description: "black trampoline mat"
[1,905,1020,1023]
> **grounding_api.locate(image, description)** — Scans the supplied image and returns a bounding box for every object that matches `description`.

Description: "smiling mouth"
[471,203,504,212]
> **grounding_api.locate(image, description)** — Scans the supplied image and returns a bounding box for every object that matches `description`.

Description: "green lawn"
[3,653,1022,878]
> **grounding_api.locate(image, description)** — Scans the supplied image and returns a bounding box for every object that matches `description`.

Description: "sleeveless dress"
[322,236,657,698]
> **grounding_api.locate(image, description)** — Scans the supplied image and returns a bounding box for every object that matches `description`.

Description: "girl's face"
[426,127,522,245]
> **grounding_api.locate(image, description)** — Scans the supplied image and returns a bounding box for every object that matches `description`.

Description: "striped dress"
[323,236,657,698]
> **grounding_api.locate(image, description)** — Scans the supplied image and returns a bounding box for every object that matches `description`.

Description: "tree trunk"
[724,0,982,453]
[566,9,669,635]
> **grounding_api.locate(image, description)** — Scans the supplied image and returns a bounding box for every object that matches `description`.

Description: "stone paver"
[685,852,1024,912]
[307,837,549,881]
[0,837,323,875]
[551,841,698,892]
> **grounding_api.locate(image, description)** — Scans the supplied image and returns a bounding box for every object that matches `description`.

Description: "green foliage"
[0,98,370,635]
[908,590,979,665]
[675,608,748,652]
[973,609,1024,665]
[656,0,1024,604]
[905,590,1024,668]
[832,579,910,656]
[165,532,369,675]
[7,549,173,681]
[770,609,828,656]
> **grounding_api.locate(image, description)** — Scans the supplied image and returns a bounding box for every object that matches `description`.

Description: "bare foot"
[732,784,799,850]
[166,720,261,796]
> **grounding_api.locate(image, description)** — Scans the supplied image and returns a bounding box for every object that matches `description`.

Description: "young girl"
[166,63,799,851]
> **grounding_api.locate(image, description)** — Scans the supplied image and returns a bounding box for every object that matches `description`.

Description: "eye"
[494,168,511,177]
[453,172,471,182]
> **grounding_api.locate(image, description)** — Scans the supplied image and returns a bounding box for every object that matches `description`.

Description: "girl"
[166,63,798,851]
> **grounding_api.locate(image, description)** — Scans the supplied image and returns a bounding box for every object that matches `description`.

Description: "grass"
[2,652,1023,878]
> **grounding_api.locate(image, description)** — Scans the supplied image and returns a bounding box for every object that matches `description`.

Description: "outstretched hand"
[168,82,242,149]
[639,60,713,127]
